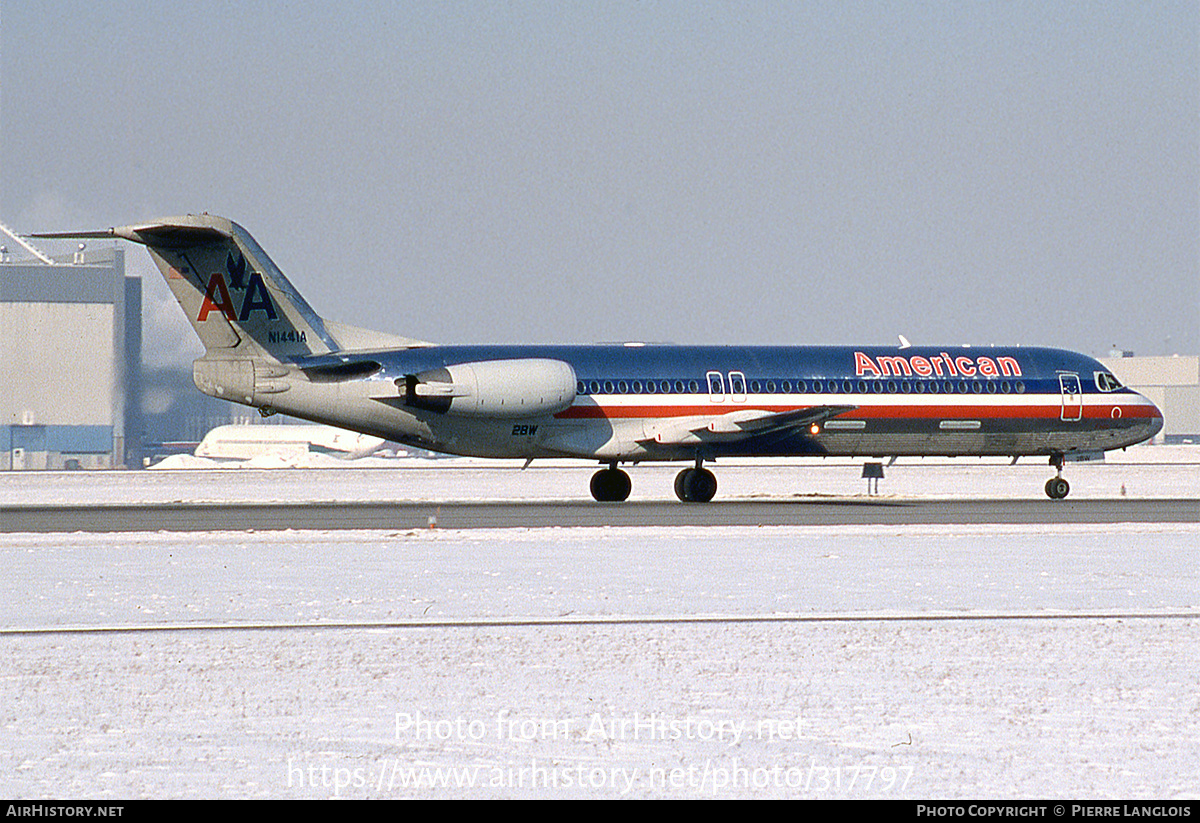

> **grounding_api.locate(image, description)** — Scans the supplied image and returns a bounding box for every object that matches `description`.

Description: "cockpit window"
[1094,371,1123,392]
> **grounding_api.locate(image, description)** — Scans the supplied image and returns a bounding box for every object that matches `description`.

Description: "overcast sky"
[2,2,1196,365]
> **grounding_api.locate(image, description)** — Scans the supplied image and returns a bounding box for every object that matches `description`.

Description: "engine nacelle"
[403,358,576,418]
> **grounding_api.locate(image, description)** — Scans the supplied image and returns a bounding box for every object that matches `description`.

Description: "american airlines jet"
[35,215,1162,502]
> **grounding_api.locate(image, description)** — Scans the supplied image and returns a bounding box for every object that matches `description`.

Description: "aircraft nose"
[1144,393,1165,441]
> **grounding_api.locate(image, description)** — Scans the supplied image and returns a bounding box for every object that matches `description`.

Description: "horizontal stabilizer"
[31,222,231,248]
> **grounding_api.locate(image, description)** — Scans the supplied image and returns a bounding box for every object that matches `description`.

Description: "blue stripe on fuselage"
[294,344,1123,396]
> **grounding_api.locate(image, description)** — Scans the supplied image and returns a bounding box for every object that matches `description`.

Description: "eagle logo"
[226,251,247,290]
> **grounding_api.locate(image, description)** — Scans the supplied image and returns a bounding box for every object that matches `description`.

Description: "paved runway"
[3,497,1198,532]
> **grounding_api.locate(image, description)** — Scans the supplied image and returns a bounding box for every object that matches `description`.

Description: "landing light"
[810,424,820,435]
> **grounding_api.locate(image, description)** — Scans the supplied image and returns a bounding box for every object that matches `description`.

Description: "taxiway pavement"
[3,497,1198,532]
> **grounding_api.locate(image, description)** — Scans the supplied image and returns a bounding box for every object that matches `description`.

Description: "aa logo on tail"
[197,252,279,322]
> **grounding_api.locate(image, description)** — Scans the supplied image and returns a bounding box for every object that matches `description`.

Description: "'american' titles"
[854,351,1021,379]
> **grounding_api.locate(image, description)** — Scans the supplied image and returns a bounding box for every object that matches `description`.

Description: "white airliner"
[195,424,385,461]
[35,215,1163,501]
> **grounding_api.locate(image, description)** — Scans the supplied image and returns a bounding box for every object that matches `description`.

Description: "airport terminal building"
[1,242,142,470]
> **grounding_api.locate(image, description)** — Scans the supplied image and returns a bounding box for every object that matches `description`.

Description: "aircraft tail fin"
[33,214,429,361]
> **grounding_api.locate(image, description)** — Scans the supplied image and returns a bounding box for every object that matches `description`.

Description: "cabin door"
[1058,373,1082,422]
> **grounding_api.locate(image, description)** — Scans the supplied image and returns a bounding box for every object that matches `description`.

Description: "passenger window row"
[577,378,1029,395]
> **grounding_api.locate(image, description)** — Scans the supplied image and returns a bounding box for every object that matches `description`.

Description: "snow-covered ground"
[1,446,1198,798]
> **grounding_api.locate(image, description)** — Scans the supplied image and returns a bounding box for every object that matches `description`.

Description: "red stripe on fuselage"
[554,402,1161,421]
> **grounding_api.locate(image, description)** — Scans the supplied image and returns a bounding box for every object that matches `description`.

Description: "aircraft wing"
[639,405,856,446]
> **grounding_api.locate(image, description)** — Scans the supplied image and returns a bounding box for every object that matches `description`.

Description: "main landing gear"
[587,458,719,503]
[674,458,717,503]
[590,463,632,502]
[1045,453,1070,500]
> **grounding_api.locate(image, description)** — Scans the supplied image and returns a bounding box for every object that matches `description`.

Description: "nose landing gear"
[1045,454,1070,499]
